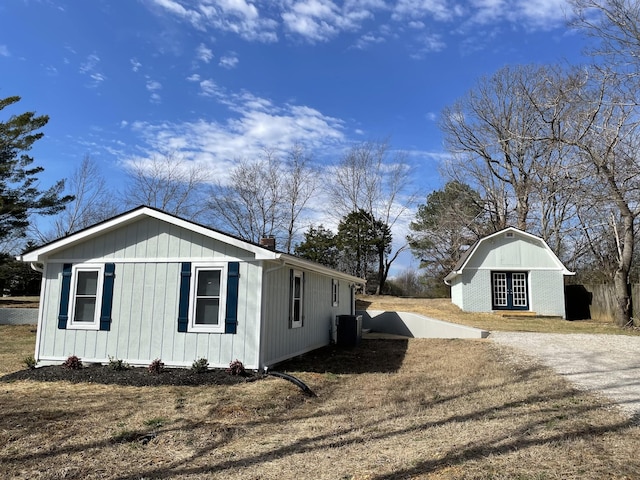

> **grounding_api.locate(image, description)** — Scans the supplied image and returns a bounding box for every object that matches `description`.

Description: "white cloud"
[411,32,446,56]
[392,0,461,22]
[148,0,278,42]
[0,45,9,57]
[148,0,204,28]
[467,0,570,29]
[353,32,386,49]
[281,0,376,42]
[146,79,163,103]
[219,53,239,69]
[186,73,201,82]
[199,79,222,97]
[79,53,106,87]
[130,58,142,72]
[144,0,570,51]
[196,43,214,63]
[126,89,345,183]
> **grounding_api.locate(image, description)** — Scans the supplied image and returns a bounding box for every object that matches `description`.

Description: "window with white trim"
[68,264,104,330]
[189,263,227,333]
[331,279,339,307]
[290,270,303,328]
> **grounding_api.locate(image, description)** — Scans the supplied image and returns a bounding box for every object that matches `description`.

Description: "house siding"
[36,216,265,369]
[260,264,353,368]
[29,210,365,370]
[37,260,263,369]
[47,216,250,262]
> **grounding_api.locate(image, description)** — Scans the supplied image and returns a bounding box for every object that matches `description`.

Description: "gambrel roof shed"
[444,227,574,318]
[19,206,365,370]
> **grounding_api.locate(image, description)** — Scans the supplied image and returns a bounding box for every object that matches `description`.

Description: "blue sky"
[1,0,589,270]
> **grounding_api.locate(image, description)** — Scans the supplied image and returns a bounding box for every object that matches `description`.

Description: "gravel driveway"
[489,332,640,419]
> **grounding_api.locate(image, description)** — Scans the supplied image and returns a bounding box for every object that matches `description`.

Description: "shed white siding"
[445,228,572,318]
[463,235,558,271]
[529,270,566,317]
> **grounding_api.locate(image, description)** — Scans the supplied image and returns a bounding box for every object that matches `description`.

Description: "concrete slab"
[360,310,489,339]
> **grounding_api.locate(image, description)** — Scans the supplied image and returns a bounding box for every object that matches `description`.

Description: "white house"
[17,206,365,370]
[444,228,574,318]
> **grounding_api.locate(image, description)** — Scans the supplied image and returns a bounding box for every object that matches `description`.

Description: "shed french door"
[492,272,528,310]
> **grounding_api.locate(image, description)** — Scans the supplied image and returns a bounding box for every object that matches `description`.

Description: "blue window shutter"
[225,262,240,334]
[99,263,115,331]
[177,262,191,333]
[58,264,73,329]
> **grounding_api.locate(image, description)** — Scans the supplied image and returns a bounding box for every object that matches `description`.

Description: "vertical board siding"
[39,261,261,368]
[47,217,248,262]
[38,216,263,369]
[261,266,352,367]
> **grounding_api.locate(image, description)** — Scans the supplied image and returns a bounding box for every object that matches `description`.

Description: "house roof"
[444,227,574,285]
[18,206,366,285]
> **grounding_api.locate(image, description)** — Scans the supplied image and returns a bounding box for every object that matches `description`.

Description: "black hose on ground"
[267,370,316,397]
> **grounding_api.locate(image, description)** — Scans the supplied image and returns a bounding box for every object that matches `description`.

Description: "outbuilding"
[17,206,365,370]
[444,227,574,318]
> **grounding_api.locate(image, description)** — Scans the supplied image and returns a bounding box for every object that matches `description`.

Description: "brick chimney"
[259,236,276,250]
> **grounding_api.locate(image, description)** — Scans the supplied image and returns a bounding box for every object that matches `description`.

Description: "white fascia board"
[17,207,279,263]
[280,254,366,285]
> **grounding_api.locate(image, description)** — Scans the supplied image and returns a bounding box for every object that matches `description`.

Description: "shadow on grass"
[108,362,639,480]
[3,339,639,480]
[275,338,409,374]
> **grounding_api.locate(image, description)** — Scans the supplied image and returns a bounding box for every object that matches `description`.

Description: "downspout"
[265,369,316,397]
[30,262,44,273]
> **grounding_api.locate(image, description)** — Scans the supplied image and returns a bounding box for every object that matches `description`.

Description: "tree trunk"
[375,248,386,295]
[613,214,634,327]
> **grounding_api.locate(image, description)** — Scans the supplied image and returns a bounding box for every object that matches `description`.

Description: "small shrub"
[191,357,209,373]
[23,355,37,370]
[108,356,130,371]
[62,355,83,370]
[227,359,245,376]
[148,358,164,375]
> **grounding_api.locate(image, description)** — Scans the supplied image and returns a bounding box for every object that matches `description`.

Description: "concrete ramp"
[360,310,489,339]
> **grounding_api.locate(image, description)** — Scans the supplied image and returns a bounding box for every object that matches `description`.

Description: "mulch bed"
[1,363,260,387]
[0,339,410,388]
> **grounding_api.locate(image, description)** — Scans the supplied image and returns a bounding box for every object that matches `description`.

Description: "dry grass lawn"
[2,319,640,479]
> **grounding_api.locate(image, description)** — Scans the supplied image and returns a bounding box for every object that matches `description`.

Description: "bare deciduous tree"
[207,146,318,252]
[545,70,640,326]
[123,152,210,220]
[32,155,121,242]
[328,140,416,293]
[440,65,572,232]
